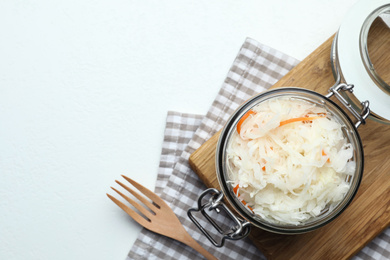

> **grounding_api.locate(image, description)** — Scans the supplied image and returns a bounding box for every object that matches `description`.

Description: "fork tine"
[121,175,165,208]
[106,193,151,228]
[115,180,158,210]
[110,187,155,220]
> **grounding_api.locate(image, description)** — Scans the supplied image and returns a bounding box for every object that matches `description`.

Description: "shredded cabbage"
[226,97,355,225]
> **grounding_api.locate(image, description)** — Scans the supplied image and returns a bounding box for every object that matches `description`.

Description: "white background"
[0,0,359,259]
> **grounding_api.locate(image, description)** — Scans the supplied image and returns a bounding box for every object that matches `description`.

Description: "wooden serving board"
[189,20,390,260]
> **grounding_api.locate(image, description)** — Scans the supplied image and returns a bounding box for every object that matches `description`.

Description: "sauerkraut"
[226,96,355,225]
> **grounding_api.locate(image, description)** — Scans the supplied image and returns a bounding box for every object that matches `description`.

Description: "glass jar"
[188,87,365,247]
[217,88,364,233]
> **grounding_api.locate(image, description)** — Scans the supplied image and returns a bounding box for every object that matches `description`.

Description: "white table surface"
[0,0,359,259]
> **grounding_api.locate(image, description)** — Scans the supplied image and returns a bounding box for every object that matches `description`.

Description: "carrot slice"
[237,110,256,134]
[233,184,239,195]
[322,149,331,163]
[279,115,325,127]
[233,184,254,212]
[242,200,254,211]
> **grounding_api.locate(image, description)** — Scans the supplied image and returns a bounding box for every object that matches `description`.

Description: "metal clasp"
[326,83,370,128]
[187,188,251,247]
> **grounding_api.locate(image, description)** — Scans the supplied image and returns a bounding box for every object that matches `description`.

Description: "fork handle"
[181,232,218,260]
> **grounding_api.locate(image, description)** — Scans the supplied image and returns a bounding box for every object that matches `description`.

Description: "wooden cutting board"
[189,19,390,260]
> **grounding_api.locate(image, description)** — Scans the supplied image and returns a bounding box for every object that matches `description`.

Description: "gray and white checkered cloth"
[127,38,390,259]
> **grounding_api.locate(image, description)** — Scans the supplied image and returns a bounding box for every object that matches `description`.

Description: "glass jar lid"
[332,0,390,123]
[361,5,390,94]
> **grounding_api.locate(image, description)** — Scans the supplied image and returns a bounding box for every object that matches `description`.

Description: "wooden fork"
[107,175,217,260]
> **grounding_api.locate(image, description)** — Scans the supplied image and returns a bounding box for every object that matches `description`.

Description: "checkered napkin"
[127,38,390,259]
